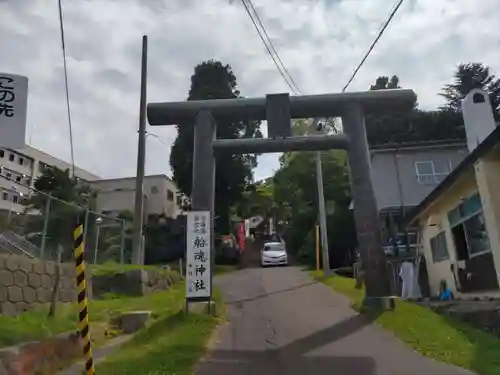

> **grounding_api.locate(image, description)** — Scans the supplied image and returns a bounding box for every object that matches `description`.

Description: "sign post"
[186,211,212,312]
[0,73,28,149]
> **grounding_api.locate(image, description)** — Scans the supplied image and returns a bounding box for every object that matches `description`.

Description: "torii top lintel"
[147,89,417,126]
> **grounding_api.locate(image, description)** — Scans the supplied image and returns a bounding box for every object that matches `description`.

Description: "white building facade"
[89,174,185,219]
[0,146,99,214]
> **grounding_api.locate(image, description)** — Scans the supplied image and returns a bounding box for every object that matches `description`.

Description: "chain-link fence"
[0,176,131,264]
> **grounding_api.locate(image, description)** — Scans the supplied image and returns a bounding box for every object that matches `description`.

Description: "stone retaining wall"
[0,254,180,316]
[91,268,181,299]
[0,254,82,316]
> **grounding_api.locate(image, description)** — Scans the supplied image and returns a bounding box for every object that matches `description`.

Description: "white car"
[261,242,288,267]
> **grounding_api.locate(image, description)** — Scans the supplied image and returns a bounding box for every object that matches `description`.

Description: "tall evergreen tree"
[169,60,261,233]
[440,62,500,119]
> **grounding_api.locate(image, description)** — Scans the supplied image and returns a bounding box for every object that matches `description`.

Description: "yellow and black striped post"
[74,223,95,375]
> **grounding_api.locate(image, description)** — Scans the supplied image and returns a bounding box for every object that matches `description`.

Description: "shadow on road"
[196,312,380,375]
[224,280,319,305]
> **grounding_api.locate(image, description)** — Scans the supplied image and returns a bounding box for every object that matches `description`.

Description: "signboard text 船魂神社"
[186,211,211,299]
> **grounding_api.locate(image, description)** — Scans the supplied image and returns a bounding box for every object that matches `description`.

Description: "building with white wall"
[0,145,99,214]
[408,90,500,296]
[89,174,185,220]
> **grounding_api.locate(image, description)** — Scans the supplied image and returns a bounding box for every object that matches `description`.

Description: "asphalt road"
[195,266,475,375]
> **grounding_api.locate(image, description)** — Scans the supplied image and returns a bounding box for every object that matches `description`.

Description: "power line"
[240,0,301,95]
[342,0,405,92]
[244,0,302,94]
[57,0,76,178]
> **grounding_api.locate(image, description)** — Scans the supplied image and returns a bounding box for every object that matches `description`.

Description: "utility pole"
[315,150,330,275]
[40,192,51,259]
[310,118,330,275]
[132,35,148,265]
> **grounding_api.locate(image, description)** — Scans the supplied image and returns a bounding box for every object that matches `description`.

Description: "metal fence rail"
[0,173,130,264]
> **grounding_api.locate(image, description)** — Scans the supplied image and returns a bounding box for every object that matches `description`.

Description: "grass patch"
[95,290,224,375]
[0,266,185,348]
[312,271,500,375]
[90,262,168,276]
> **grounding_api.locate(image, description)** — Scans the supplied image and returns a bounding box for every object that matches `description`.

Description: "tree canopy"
[440,62,500,119]
[23,166,94,260]
[169,60,261,234]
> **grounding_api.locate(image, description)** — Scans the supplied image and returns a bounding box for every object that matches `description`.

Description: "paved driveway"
[195,266,475,375]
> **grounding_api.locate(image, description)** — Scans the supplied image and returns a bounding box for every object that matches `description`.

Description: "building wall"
[370,144,467,211]
[0,146,99,214]
[90,175,181,218]
[473,149,500,285]
[416,168,478,296]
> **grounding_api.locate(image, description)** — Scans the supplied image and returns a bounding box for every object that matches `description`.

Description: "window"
[429,232,449,262]
[464,213,490,255]
[15,175,21,182]
[12,195,18,204]
[167,190,174,201]
[264,243,285,252]
[6,172,11,180]
[8,153,14,162]
[2,192,7,200]
[0,150,4,158]
[176,195,182,206]
[18,157,24,166]
[416,161,433,174]
[448,193,483,227]
[415,160,450,185]
[151,186,159,194]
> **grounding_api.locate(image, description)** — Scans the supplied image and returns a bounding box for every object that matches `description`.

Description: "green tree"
[234,181,274,221]
[169,60,261,234]
[95,210,134,263]
[440,62,500,119]
[370,75,401,90]
[366,75,464,145]
[272,149,356,268]
[23,166,94,260]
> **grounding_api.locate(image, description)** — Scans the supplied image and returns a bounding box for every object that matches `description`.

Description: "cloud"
[0,0,499,183]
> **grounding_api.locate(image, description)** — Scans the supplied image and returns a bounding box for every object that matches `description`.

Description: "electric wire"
[240,0,300,95]
[57,0,76,178]
[342,0,405,92]
[244,0,302,94]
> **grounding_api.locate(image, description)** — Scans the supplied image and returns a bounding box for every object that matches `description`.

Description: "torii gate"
[147,89,416,310]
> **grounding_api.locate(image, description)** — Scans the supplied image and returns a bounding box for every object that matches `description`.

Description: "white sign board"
[186,211,211,299]
[0,73,28,149]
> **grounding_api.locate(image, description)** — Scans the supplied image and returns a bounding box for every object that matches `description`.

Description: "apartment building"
[89,174,185,220]
[0,145,99,214]
[367,139,469,247]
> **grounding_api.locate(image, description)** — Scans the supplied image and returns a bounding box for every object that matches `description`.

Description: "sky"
[0,0,499,182]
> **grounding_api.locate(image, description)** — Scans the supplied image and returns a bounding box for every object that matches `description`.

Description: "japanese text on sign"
[0,77,15,118]
[186,211,211,299]
[0,73,28,149]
